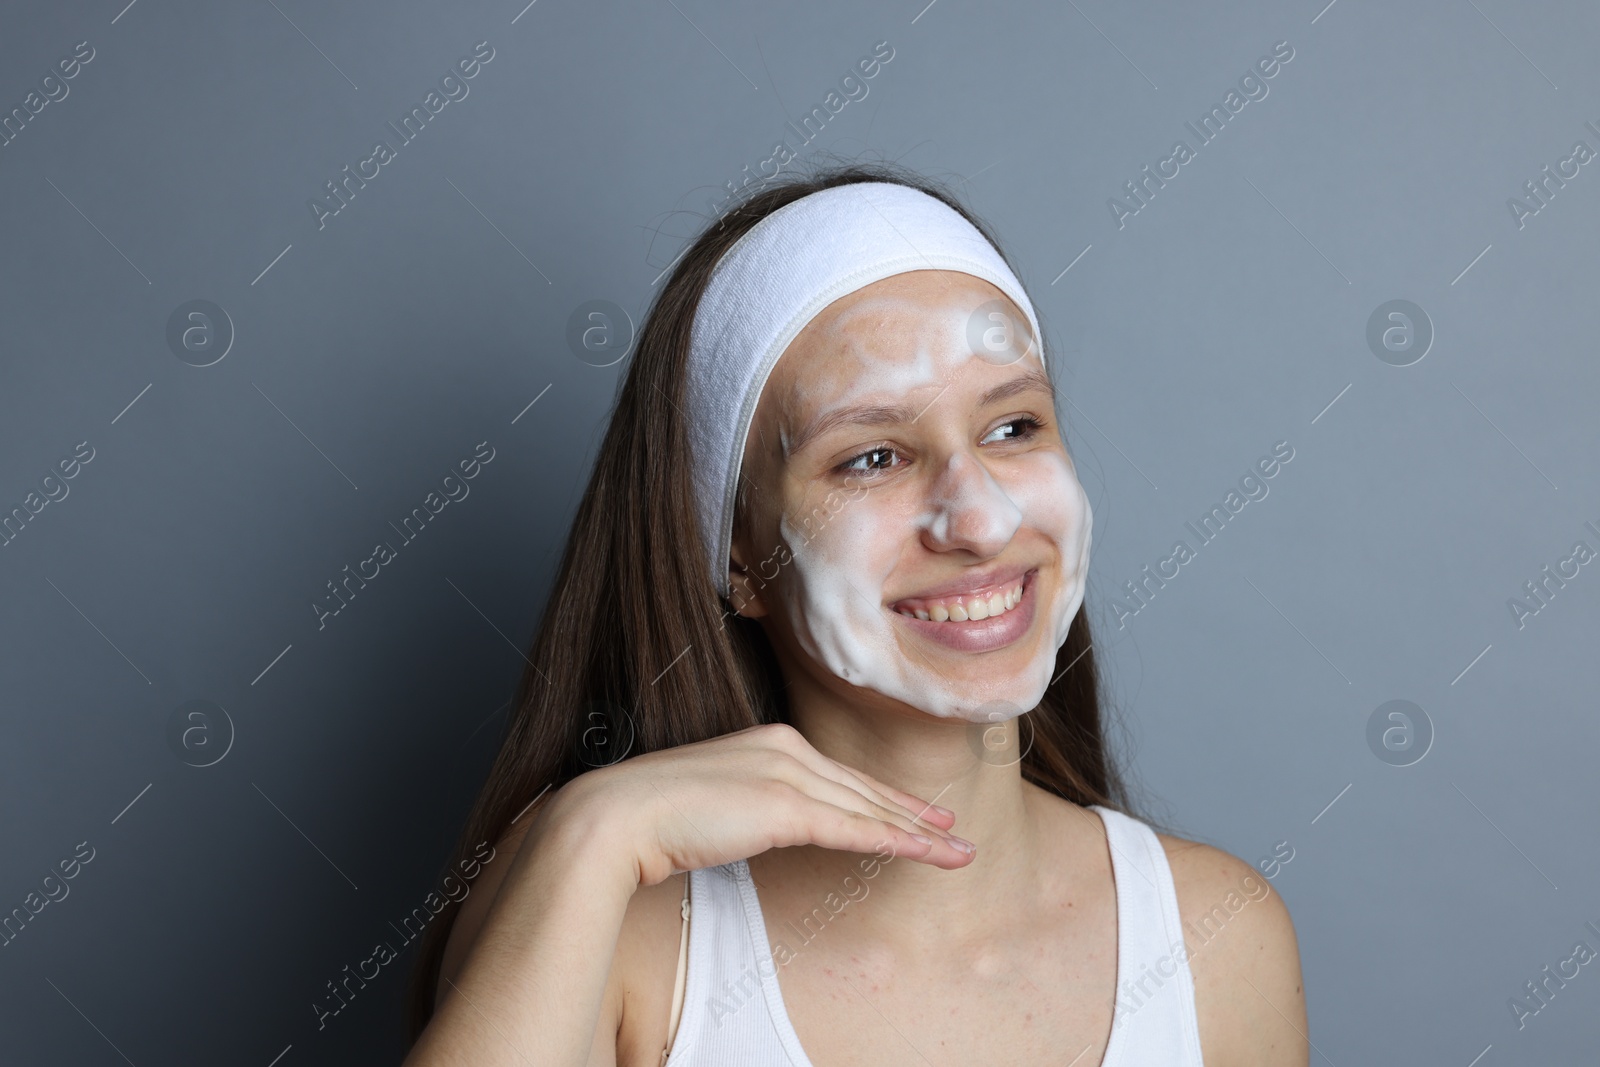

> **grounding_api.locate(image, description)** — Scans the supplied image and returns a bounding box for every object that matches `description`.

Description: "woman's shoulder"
[1026,791,1306,1061]
[1149,825,1310,1067]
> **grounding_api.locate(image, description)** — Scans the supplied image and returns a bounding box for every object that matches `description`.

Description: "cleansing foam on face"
[769,298,1091,723]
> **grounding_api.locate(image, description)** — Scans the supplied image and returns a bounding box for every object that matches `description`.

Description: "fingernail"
[909,833,934,846]
[930,804,955,819]
[947,836,976,854]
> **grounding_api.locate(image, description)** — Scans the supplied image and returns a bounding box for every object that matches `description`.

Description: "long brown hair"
[404,161,1137,1043]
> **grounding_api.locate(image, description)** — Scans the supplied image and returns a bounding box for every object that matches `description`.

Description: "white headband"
[685,181,1045,598]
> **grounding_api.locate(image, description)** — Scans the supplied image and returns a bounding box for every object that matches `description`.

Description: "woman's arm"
[406,784,638,1066]
[403,723,977,1066]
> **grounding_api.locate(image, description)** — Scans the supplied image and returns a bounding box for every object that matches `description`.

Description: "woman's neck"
[751,681,1077,958]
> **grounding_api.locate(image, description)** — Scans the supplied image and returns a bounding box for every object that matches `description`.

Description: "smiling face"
[727,270,1093,724]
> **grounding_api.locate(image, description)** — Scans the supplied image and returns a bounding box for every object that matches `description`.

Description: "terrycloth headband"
[685,181,1045,598]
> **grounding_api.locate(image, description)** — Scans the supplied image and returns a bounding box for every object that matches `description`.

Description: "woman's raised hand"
[551,721,977,889]
[407,722,975,1065]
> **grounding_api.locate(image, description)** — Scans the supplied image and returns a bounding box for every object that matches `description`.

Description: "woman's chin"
[886,658,1053,725]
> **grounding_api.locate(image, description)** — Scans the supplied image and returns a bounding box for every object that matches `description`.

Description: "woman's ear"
[726,537,769,619]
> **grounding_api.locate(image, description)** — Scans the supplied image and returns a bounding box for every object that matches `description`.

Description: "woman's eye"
[837,418,1045,473]
[982,416,1044,445]
[841,444,903,473]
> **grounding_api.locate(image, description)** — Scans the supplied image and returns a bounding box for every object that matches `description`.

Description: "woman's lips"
[889,570,1038,652]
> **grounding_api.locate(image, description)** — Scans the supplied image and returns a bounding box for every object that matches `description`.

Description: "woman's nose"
[917,451,1022,556]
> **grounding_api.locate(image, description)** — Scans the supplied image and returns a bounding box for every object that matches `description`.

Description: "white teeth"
[896,580,1026,623]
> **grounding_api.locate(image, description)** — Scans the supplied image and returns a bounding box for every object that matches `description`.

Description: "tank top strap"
[663,860,811,1066]
[661,874,692,1065]
[1091,804,1207,1065]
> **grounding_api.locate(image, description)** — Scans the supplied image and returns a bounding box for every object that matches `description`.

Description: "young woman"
[401,164,1308,1066]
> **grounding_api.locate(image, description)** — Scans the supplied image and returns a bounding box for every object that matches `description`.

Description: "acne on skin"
[761,286,1093,724]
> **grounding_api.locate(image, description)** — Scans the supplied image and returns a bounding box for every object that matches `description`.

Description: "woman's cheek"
[1004,450,1093,646]
[1004,451,1086,546]
[787,488,897,577]
[774,496,903,686]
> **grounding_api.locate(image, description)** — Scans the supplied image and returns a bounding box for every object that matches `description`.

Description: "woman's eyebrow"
[784,369,1055,458]
[785,402,916,458]
[979,367,1054,408]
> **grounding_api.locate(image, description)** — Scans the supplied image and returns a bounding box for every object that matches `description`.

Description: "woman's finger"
[778,767,974,860]
[769,788,972,870]
[750,727,959,833]
[824,760,960,830]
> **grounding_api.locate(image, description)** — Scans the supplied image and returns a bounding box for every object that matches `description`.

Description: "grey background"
[1,0,1595,1062]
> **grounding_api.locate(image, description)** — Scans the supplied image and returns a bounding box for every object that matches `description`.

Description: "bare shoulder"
[436,796,692,1067]
[1155,832,1309,1067]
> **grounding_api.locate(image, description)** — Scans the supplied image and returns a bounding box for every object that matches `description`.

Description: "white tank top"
[660,804,1207,1065]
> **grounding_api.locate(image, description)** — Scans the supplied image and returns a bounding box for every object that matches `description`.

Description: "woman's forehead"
[774,271,1011,383]
[765,270,1026,412]
[807,269,1003,346]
